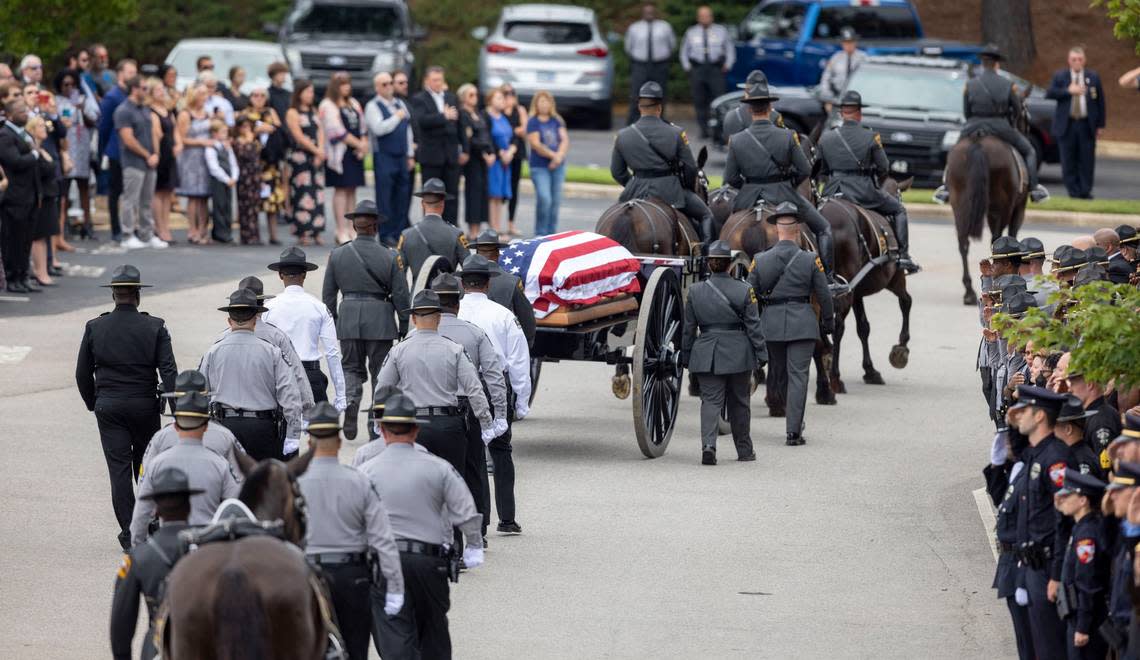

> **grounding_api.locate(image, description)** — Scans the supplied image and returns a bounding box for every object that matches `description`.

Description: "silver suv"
[473,4,614,128]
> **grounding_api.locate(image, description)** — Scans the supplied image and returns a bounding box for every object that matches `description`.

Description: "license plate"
[537,71,555,82]
[890,160,910,174]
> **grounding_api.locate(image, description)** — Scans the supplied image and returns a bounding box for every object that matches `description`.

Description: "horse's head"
[236,451,314,546]
[694,146,709,202]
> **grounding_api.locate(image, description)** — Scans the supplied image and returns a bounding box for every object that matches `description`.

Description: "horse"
[707,175,818,241]
[161,453,332,659]
[719,203,837,410]
[816,177,914,393]
[946,135,1029,305]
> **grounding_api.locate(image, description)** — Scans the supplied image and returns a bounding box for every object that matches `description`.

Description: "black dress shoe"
[496,521,522,535]
[33,277,57,287]
[785,433,805,446]
[701,446,717,465]
[737,452,757,462]
[343,403,359,440]
[6,281,29,294]
[21,278,42,293]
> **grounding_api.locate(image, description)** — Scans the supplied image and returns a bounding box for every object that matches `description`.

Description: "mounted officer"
[721,70,792,141]
[399,178,470,281]
[935,44,1049,204]
[815,90,920,273]
[610,81,715,243]
[724,77,846,294]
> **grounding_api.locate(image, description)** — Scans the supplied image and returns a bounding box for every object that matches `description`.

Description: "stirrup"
[828,274,850,296]
[932,186,949,205]
[1029,185,1050,203]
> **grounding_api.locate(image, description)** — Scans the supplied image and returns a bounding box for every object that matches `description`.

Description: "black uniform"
[963,68,1041,189]
[1050,441,1105,600]
[1061,512,1110,659]
[1084,395,1121,469]
[1108,522,1139,656]
[487,260,537,348]
[76,304,177,548]
[109,521,188,660]
[994,461,1036,660]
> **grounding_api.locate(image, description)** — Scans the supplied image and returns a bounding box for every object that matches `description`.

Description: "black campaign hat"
[1056,468,1106,500]
[267,246,319,272]
[742,78,780,104]
[838,90,865,108]
[980,43,1005,60]
[707,240,732,259]
[1054,248,1088,273]
[140,467,204,500]
[638,81,664,100]
[988,274,1026,296]
[413,177,455,201]
[839,27,858,42]
[766,201,799,225]
[100,264,152,288]
[737,69,769,90]
[1049,245,1074,265]
[162,370,210,399]
[1000,291,1038,317]
[171,391,211,420]
[1009,384,1067,413]
[461,254,502,278]
[1057,395,1095,424]
[1107,459,1140,490]
[371,385,400,413]
[989,236,1024,261]
[218,288,269,314]
[1111,412,1140,446]
[1086,246,1110,265]
[1018,237,1046,260]
[378,393,429,424]
[238,275,274,301]
[404,289,442,314]
[431,272,464,296]
[345,199,384,221]
[1073,264,1108,288]
[473,228,503,248]
[1116,225,1139,244]
[307,401,341,437]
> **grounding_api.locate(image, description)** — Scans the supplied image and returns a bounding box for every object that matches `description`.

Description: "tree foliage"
[1093,0,1140,54]
[0,0,140,60]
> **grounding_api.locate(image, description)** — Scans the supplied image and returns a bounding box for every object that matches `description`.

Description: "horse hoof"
[612,374,631,400]
[963,292,978,306]
[889,345,909,369]
[816,393,837,405]
[863,372,886,385]
[768,407,785,418]
[835,380,847,394]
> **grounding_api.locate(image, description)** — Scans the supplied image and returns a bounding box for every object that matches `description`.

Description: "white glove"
[481,427,496,444]
[462,546,484,569]
[492,417,509,439]
[990,431,1009,465]
[1014,588,1028,606]
[514,402,529,420]
[334,397,347,412]
[384,592,404,616]
[283,437,300,456]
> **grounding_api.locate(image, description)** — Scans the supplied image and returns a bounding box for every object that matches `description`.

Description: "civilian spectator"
[196,56,214,75]
[0,63,13,85]
[393,70,410,101]
[85,44,116,99]
[0,98,41,293]
[233,115,263,244]
[319,71,366,245]
[410,65,465,224]
[19,54,43,85]
[266,62,292,128]
[457,83,491,240]
[114,76,164,250]
[98,58,137,242]
[1120,65,1140,91]
[1046,46,1106,199]
[175,83,212,244]
[623,3,676,126]
[56,68,98,240]
[203,119,237,244]
[364,71,413,246]
[200,71,235,127]
[484,88,515,235]
[392,69,416,221]
[527,91,569,236]
[226,66,250,112]
[147,78,179,244]
[159,64,181,112]
[286,79,326,245]
[680,6,734,139]
[26,115,59,286]
[241,87,283,245]
[27,80,70,269]
[501,84,527,239]
[820,28,867,107]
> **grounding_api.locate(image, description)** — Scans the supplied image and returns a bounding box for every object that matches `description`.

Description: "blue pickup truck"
[727,0,982,88]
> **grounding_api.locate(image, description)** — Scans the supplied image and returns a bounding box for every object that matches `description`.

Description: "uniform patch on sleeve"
[792,132,801,146]
[1076,538,1096,564]
[748,258,757,273]
[874,133,882,147]
[396,235,405,250]
[1096,427,1111,445]
[1048,461,1066,488]
[458,234,470,248]
[749,288,758,304]
[116,554,132,579]
[814,256,824,272]
[1100,449,1111,470]
[680,130,689,145]
[396,253,405,271]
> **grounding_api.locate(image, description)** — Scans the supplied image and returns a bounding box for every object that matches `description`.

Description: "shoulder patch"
[748,287,757,304]
[1100,449,1111,470]
[1048,461,1066,488]
[680,130,689,145]
[516,279,524,292]
[396,235,405,250]
[776,114,785,128]
[458,234,469,248]
[396,253,405,271]
[1076,538,1096,564]
[873,133,882,147]
[748,257,757,273]
[814,256,824,272]
[116,554,132,579]
[791,131,800,146]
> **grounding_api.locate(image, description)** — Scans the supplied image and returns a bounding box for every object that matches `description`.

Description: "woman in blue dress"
[484,88,517,236]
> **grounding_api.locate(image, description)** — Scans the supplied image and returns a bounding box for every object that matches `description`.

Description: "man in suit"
[410,66,466,224]
[0,98,41,293]
[1046,47,1105,199]
[747,203,834,446]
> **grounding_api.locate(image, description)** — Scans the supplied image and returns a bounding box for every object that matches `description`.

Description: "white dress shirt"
[364,95,415,157]
[679,23,735,70]
[429,89,445,113]
[458,292,532,418]
[624,19,676,63]
[263,284,347,410]
[203,141,238,184]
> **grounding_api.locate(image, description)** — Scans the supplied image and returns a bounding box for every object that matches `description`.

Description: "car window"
[169,48,284,80]
[849,66,966,115]
[813,6,919,39]
[742,3,806,41]
[504,21,593,44]
[288,4,404,38]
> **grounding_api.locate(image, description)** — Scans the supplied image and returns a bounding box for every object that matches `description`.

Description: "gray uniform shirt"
[142,421,245,481]
[682,273,766,374]
[611,115,697,208]
[298,456,404,595]
[820,49,868,102]
[722,105,786,142]
[624,18,676,63]
[374,329,493,432]
[198,330,304,440]
[216,318,314,410]
[435,313,509,418]
[747,241,834,342]
[130,439,241,545]
[398,214,469,281]
[360,442,481,547]
[816,119,891,203]
[679,24,735,70]
[487,261,536,347]
[724,119,810,212]
[322,237,411,340]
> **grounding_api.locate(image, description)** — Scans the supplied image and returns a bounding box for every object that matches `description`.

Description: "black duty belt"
[971,112,1006,118]
[695,59,725,67]
[302,360,321,370]
[764,296,810,305]
[343,292,390,301]
[214,406,276,420]
[310,552,367,565]
[744,175,792,184]
[633,169,673,178]
[417,406,462,417]
[832,169,873,176]
[395,539,448,557]
[700,323,743,332]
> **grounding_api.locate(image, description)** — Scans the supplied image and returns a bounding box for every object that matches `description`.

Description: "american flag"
[499,231,642,318]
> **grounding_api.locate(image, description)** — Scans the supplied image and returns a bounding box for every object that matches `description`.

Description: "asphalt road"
[0,190,1096,657]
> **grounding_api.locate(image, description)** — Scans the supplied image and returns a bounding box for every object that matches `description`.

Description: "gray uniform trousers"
[698,371,752,455]
[766,339,815,436]
[343,339,392,436]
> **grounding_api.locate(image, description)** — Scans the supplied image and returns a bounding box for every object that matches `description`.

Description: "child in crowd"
[203,119,237,243]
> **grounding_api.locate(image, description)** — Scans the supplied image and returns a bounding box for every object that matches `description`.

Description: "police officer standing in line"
[1116,224,1139,267]
[819,28,868,108]
[263,247,347,412]
[428,272,508,540]
[141,370,245,480]
[296,401,405,660]
[129,391,240,545]
[322,200,412,440]
[374,290,500,475]
[679,6,734,140]
[681,240,766,465]
[721,71,792,141]
[747,203,834,446]
[1054,469,1110,658]
[199,288,304,461]
[815,90,920,273]
[109,467,198,660]
[472,229,536,347]
[993,404,1035,660]
[1105,429,1140,653]
[76,264,178,551]
[399,178,470,282]
[724,78,845,293]
[1016,238,1058,309]
[611,81,715,243]
[1067,364,1121,468]
[623,2,676,127]
[360,393,485,660]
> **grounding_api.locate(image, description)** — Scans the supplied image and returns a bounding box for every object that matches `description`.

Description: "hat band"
[1114,476,1136,486]
[308,423,341,431]
[1124,429,1140,439]
[380,416,421,423]
[173,411,210,418]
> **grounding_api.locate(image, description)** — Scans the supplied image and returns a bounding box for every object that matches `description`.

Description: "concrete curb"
[902,202,1140,228]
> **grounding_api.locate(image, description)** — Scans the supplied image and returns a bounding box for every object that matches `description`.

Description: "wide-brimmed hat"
[371,385,400,414]
[377,393,430,425]
[431,272,464,296]
[161,370,210,399]
[766,201,799,225]
[473,228,503,248]
[638,81,664,100]
[737,70,768,90]
[980,43,1004,61]
[170,391,211,421]
[267,246,318,272]
[988,236,1024,261]
[838,90,866,108]
[707,240,732,259]
[345,199,384,221]
[140,467,204,500]
[986,274,1026,296]
[1057,394,1095,424]
[1073,263,1108,288]
[238,275,274,301]
[1053,248,1088,273]
[998,290,1037,318]
[1018,237,1046,260]
[307,401,342,437]
[404,289,442,314]
[839,27,858,42]
[1116,225,1139,245]
[218,288,269,314]
[461,254,502,278]
[742,78,779,104]
[413,178,455,201]
[100,264,152,288]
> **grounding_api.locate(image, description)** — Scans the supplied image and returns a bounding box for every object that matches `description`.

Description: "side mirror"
[470,26,489,42]
[606,30,622,45]
[263,22,280,36]
[412,24,429,41]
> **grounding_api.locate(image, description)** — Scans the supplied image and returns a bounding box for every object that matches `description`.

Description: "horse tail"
[964,140,990,240]
[214,566,267,660]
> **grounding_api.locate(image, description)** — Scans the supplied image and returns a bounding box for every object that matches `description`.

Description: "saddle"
[177,498,287,553]
[1008,143,1028,194]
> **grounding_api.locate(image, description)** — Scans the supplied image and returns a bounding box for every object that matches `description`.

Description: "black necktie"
[845,54,852,81]
[703,27,709,63]
[647,22,654,62]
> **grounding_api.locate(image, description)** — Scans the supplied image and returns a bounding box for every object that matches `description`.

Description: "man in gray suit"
[398,178,470,281]
[323,200,412,440]
[725,77,845,294]
[611,81,715,243]
[747,203,834,446]
[682,240,766,465]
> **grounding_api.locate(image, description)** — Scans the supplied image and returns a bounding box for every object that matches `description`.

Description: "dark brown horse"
[947,135,1028,305]
[817,178,913,393]
[162,453,330,660]
[707,178,817,242]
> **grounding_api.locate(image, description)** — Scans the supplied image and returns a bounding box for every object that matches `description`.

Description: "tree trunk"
[982,0,1036,73]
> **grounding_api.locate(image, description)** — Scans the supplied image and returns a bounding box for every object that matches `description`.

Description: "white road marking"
[63,264,106,278]
[0,346,32,364]
[974,487,998,562]
[0,296,31,303]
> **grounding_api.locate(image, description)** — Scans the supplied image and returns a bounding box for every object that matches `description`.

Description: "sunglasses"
[379,81,392,86]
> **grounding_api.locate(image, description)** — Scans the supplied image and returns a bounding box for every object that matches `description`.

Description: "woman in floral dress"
[285,79,327,245]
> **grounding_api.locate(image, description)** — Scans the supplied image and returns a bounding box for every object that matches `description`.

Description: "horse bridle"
[266,458,309,546]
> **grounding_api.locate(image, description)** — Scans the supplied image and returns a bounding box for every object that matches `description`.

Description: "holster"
[447,547,460,584]
[367,548,380,586]
[1055,583,1078,620]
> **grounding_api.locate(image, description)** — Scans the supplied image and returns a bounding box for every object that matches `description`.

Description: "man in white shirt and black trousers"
[624,3,676,127]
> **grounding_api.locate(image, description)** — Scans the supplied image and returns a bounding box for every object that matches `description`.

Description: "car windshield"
[289,3,403,38]
[504,21,593,44]
[813,6,919,39]
[742,3,806,40]
[168,47,284,81]
[848,66,966,115]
